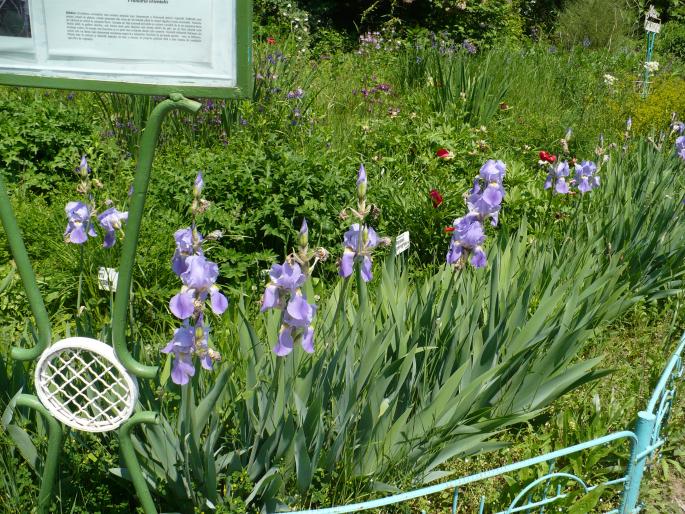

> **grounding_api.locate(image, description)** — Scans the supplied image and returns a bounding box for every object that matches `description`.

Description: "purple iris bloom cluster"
[163,173,226,385]
[64,156,128,247]
[574,161,600,193]
[676,136,685,161]
[286,88,304,99]
[467,159,506,227]
[64,201,97,244]
[544,161,571,194]
[542,159,600,195]
[340,224,380,282]
[446,214,487,268]
[261,258,316,356]
[338,165,388,282]
[446,160,506,269]
[97,208,128,248]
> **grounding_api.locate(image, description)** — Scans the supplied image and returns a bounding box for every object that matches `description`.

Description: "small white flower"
[644,61,659,73]
[603,74,617,85]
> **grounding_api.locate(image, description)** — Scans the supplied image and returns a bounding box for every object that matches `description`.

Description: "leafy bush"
[659,20,685,60]
[555,0,636,50]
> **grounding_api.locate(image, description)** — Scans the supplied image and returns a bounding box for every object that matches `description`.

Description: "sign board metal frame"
[0,0,253,99]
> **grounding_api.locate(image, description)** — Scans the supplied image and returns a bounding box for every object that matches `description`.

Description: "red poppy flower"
[429,189,443,208]
[266,37,276,45]
[436,148,454,160]
[539,150,556,163]
[444,226,455,233]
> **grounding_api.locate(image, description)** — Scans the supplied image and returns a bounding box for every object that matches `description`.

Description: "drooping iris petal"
[103,231,116,248]
[471,247,487,268]
[171,354,196,385]
[209,287,228,315]
[301,327,315,353]
[482,184,504,206]
[68,225,88,244]
[361,256,373,282]
[577,177,591,193]
[274,326,294,356]
[284,295,315,328]
[446,240,463,265]
[555,178,569,194]
[170,291,195,319]
[339,248,355,278]
[261,284,280,312]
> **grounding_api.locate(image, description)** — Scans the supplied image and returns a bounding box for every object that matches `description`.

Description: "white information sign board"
[0,0,251,97]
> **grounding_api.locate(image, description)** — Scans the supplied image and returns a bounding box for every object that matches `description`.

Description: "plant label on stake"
[395,231,410,255]
[98,267,119,292]
[644,5,661,33]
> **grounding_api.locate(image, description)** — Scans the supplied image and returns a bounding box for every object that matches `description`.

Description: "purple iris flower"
[545,161,571,194]
[287,88,304,99]
[479,159,506,184]
[466,160,506,226]
[261,261,307,312]
[161,323,196,385]
[170,254,227,319]
[574,161,599,193]
[272,293,317,356]
[339,224,379,282]
[677,136,685,161]
[97,207,128,248]
[64,201,96,244]
[446,214,487,268]
[172,227,203,276]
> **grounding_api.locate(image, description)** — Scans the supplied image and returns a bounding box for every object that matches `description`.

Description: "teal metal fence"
[288,333,685,513]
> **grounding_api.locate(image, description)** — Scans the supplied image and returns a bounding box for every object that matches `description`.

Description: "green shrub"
[555,0,636,50]
[659,20,685,60]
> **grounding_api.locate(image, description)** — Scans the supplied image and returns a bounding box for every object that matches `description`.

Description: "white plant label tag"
[98,267,119,292]
[396,231,410,255]
[644,20,661,33]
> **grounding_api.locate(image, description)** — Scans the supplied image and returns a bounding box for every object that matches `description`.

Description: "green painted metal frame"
[0,0,253,99]
[287,331,685,514]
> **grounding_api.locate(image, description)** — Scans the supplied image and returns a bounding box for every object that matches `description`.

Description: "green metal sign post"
[0,1,252,512]
[642,5,661,97]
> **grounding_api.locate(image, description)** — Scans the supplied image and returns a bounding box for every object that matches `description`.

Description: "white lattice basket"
[34,337,138,432]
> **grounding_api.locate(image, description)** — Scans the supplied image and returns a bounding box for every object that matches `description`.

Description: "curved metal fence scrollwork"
[288,333,685,514]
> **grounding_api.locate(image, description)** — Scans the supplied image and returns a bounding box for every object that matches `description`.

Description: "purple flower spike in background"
[676,136,685,161]
[446,159,508,270]
[64,201,96,244]
[468,160,506,226]
[446,214,487,268]
[574,161,599,193]
[97,207,128,248]
[545,161,571,194]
